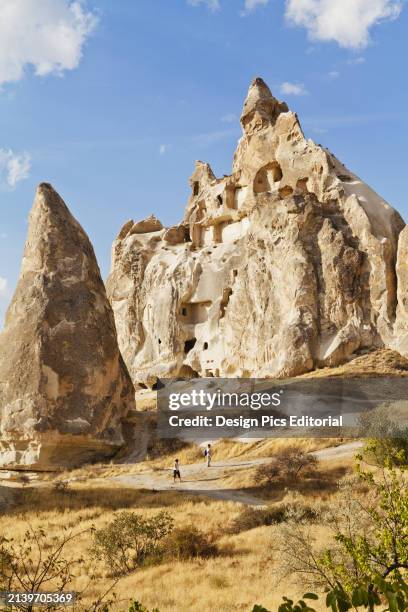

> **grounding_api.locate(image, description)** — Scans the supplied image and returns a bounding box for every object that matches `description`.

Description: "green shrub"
[91,511,173,576]
[358,404,408,467]
[162,525,218,560]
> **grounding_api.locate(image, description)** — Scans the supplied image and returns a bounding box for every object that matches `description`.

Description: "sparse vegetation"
[2,439,404,611]
[0,526,86,611]
[54,479,70,493]
[162,525,218,560]
[255,445,318,486]
[359,404,408,467]
[91,511,174,576]
[229,501,320,534]
[274,450,408,610]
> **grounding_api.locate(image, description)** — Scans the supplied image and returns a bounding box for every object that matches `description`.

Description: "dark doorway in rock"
[152,379,164,390]
[184,226,192,242]
[184,338,197,354]
[220,288,233,318]
[193,181,199,196]
[203,342,209,350]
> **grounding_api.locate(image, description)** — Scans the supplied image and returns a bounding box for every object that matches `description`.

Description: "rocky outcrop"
[0,184,135,470]
[393,226,408,355]
[107,78,406,386]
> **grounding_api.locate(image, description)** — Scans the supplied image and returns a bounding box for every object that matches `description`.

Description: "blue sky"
[0,0,407,323]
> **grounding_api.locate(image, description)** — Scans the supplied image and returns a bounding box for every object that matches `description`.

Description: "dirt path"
[112,441,362,507]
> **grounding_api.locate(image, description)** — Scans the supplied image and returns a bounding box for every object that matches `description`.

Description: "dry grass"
[0,479,335,611]
[50,438,340,483]
[0,453,355,611]
[299,348,408,378]
[138,437,339,470]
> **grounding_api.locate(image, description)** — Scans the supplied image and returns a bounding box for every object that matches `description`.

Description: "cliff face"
[107,78,406,387]
[0,184,135,470]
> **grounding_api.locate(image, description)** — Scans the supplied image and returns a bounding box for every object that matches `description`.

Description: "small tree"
[255,446,318,486]
[259,577,408,611]
[162,525,218,560]
[358,404,408,467]
[276,446,318,478]
[275,451,408,611]
[0,526,86,612]
[91,511,173,576]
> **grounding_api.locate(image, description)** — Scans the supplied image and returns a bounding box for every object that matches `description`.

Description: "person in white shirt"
[204,444,212,467]
[173,458,181,483]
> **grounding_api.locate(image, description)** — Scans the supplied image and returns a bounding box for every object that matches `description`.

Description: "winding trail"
[112,441,362,507]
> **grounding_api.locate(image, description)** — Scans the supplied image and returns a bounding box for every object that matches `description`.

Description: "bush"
[54,480,70,493]
[91,511,173,576]
[254,463,280,485]
[162,526,218,560]
[228,506,286,534]
[358,404,408,466]
[17,473,30,485]
[255,446,318,486]
[229,503,319,534]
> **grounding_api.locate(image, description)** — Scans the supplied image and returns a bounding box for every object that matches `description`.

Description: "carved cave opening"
[254,162,283,193]
[180,301,212,324]
[184,338,197,354]
[220,288,233,318]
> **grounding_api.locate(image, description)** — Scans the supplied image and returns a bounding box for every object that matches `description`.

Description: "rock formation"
[393,226,408,355]
[107,78,406,386]
[0,184,135,470]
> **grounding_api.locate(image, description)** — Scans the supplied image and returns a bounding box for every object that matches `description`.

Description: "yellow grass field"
[0,452,356,611]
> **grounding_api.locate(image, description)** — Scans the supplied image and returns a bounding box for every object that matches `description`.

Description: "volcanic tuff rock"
[107,78,407,386]
[0,184,135,470]
[393,226,408,355]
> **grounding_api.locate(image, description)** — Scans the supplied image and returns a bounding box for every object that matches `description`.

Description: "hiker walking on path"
[173,458,181,483]
[204,444,212,467]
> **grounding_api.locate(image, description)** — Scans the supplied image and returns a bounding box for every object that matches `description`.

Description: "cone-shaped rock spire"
[240,77,289,133]
[0,183,135,470]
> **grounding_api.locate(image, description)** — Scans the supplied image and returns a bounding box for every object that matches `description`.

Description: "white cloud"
[285,0,402,49]
[221,113,237,123]
[280,81,308,95]
[242,0,270,13]
[0,0,98,87]
[187,0,220,11]
[0,277,8,296]
[328,70,340,78]
[159,144,170,155]
[0,149,31,189]
[348,56,366,64]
